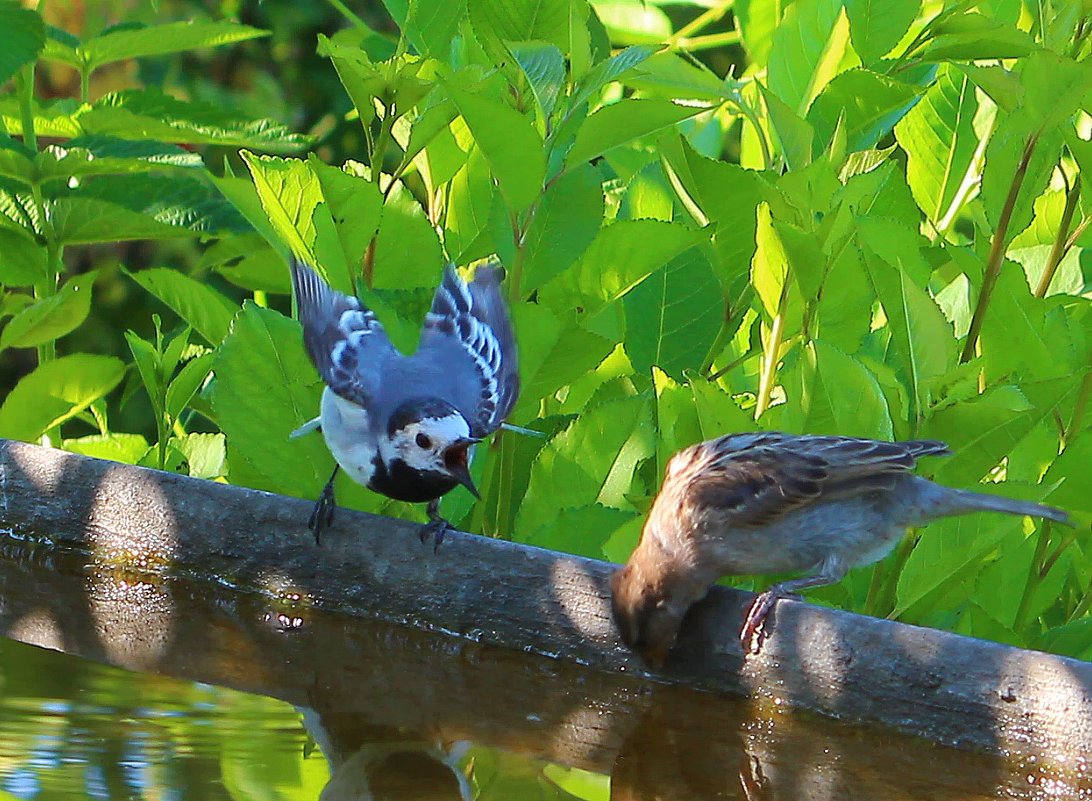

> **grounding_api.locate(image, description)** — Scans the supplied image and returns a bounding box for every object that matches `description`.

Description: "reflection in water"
[0,539,1089,800]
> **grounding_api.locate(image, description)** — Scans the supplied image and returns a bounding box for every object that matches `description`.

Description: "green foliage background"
[1,0,1091,658]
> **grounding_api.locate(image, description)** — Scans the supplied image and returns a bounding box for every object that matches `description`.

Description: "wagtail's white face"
[387,411,477,485]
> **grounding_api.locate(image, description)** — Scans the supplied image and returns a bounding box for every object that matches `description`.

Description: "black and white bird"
[289,258,519,547]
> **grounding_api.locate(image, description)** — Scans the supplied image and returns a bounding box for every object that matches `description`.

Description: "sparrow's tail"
[947,487,1071,526]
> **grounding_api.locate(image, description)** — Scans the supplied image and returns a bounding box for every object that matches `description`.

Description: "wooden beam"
[1,438,1090,775]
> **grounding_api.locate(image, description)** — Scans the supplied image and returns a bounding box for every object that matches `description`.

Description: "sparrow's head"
[610,542,690,668]
[384,398,480,499]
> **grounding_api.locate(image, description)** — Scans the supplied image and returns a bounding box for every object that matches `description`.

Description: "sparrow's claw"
[740,587,801,654]
[309,467,339,546]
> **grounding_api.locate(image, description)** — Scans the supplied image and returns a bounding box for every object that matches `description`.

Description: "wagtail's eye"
[416,432,432,449]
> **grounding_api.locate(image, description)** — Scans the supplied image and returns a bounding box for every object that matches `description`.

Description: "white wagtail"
[289,258,518,547]
[610,431,1070,664]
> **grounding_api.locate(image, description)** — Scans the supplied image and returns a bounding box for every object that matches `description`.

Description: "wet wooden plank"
[1,437,1091,767]
[0,542,1061,800]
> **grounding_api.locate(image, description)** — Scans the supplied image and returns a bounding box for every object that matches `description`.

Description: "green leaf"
[520,163,604,295]
[622,50,729,104]
[691,377,756,440]
[512,42,566,120]
[172,432,227,480]
[445,85,545,214]
[767,0,848,114]
[0,354,125,442]
[512,304,614,417]
[623,247,721,380]
[807,69,922,153]
[0,134,34,183]
[518,503,638,559]
[309,156,383,275]
[0,228,47,286]
[517,393,652,533]
[444,145,498,264]
[34,137,203,183]
[659,135,763,287]
[48,197,192,244]
[781,339,894,438]
[538,219,703,314]
[1018,50,1092,132]
[857,218,954,419]
[734,0,781,67]
[373,182,443,290]
[128,267,238,345]
[78,20,268,70]
[405,0,467,59]
[165,352,215,421]
[241,151,321,262]
[467,0,575,50]
[844,0,919,64]
[79,88,311,153]
[570,44,657,111]
[894,64,979,225]
[74,173,247,235]
[980,114,1063,245]
[0,271,96,352]
[62,433,150,465]
[923,378,1075,486]
[760,87,814,170]
[895,512,1021,619]
[0,1,45,87]
[920,13,1038,61]
[565,98,705,167]
[125,329,164,416]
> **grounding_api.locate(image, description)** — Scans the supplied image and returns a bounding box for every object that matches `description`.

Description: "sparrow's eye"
[415,432,432,449]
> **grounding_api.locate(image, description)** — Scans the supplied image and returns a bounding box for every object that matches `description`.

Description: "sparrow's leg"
[740,555,847,654]
[420,498,452,553]
[309,466,339,546]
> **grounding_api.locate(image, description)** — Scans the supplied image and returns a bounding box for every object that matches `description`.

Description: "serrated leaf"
[781,339,893,438]
[538,219,703,313]
[79,88,311,153]
[517,393,652,533]
[0,1,45,87]
[767,0,848,114]
[405,0,467,59]
[565,98,705,167]
[78,20,268,70]
[922,378,1074,486]
[570,44,657,110]
[445,84,546,212]
[172,431,227,480]
[0,353,125,441]
[165,352,215,421]
[34,137,203,183]
[373,182,443,291]
[128,267,238,345]
[62,433,150,465]
[444,145,498,264]
[49,197,192,244]
[623,247,721,380]
[894,64,979,225]
[844,0,919,64]
[921,13,1038,61]
[981,114,1063,245]
[309,155,383,276]
[241,151,321,263]
[0,270,97,352]
[512,42,565,120]
[592,1,671,44]
[520,163,603,295]
[807,69,922,153]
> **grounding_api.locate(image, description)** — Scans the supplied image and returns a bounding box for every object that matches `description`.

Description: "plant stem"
[80,66,90,104]
[1013,521,1054,633]
[673,31,743,51]
[754,278,789,419]
[667,0,736,45]
[960,135,1038,363]
[326,0,370,32]
[1034,174,1080,298]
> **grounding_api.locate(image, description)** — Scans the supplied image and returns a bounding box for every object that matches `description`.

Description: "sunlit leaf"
[0,354,125,442]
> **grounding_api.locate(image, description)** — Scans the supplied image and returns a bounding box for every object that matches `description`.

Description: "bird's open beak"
[444,437,481,499]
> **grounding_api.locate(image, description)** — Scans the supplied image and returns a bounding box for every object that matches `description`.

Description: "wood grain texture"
[1,437,1090,769]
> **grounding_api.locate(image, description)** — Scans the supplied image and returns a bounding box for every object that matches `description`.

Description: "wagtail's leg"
[419,498,452,553]
[309,466,339,545]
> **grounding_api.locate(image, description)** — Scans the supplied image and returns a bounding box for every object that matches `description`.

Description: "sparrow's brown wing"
[677,432,951,529]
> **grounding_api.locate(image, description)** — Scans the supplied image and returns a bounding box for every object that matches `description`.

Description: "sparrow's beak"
[444,438,481,499]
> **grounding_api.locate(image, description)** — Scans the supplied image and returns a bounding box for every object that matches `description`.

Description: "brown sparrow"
[610,432,1070,664]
